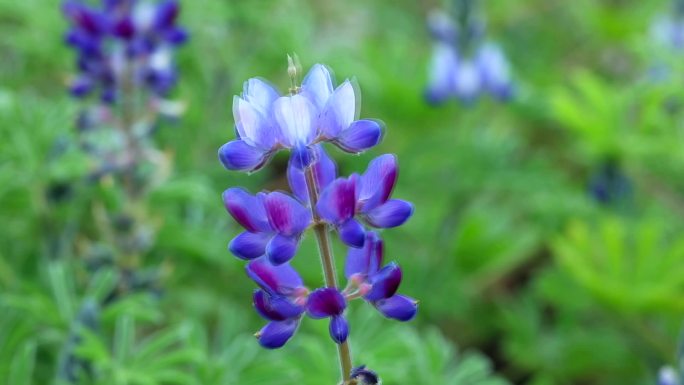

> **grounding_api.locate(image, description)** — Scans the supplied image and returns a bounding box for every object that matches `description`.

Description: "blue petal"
[222,188,271,232]
[218,140,270,172]
[345,231,383,279]
[256,319,299,349]
[246,258,303,295]
[307,288,347,318]
[266,234,299,265]
[374,294,417,321]
[365,199,413,228]
[264,192,311,236]
[454,60,482,102]
[334,119,383,153]
[302,64,334,110]
[320,80,358,138]
[329,315,349,344]
[273,94,317,148]
[253,290,304,321]
[229,231,271,260]
[426,43,457,105]
[359,154,398,212]
[243,78,280,114]
[287,145,338,204]
[339,219,365,248]
[316,176,359,225]
[233,96,278,149]
[365,262,402,301]
[290,143,313,169]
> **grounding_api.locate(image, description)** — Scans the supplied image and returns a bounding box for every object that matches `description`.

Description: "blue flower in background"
[425,7,513,105]
[218,64,384,172]
[344,231,417,321]
[658,366,681,385]
[62,0,187,103]
[587,161,632,205]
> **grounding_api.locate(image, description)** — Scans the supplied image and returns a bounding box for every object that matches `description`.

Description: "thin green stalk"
[305,167,354,385]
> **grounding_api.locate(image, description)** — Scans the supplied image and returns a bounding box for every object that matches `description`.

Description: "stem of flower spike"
[304,167,355,385]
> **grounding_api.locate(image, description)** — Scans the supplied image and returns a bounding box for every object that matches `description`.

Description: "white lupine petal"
[274,94,316,147]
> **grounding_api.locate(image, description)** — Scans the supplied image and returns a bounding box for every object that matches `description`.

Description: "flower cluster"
[62,0,187,103]
[425,4,513,105]
[220,62,418,349]
[651,0,684,52]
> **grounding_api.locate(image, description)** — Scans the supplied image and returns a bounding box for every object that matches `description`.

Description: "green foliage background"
[1,0,683,384]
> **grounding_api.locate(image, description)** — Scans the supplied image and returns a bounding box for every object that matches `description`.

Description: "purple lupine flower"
[307,287,349,343]
[223,188,312,265]
[345,231,417,321]
[658,367,681,385]
[425,8,513,104]
[62,0,187,103]
[351,365,380,385]
[247,258,308,349]
[218,64,384,173]
[316,154,413,248]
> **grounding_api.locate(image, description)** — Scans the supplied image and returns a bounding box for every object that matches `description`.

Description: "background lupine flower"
[425,6,513,105]
[247,258,308,349]
[587,161,632,205]
[224,188,311,265]
[307,287,349,343]
[345,231,418,321]
[218,63,384,172]
[316,154,414,248]
[62,0,187,103]
[658,367,681,385]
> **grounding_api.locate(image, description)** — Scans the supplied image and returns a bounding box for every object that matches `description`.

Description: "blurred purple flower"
[316,154,413,248]
[345,231,417,321]
[62,0,187,103]
[223,188,311,265]
[218,64,384,173]
[425,8,513,105]
[658,366,681,385]
[247,258,308,349]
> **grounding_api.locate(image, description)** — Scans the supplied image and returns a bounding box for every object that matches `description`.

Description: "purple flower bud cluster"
[62,0,187,103]
[425,9,513,105]
[219,63,418,349]
[658,367,681,385]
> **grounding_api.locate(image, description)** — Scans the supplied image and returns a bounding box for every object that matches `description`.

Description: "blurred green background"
[1,0,684,384]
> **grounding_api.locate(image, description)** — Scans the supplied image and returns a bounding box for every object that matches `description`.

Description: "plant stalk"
[305,167,354,385]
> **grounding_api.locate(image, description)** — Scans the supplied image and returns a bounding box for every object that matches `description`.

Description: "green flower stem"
[305,167,354,385]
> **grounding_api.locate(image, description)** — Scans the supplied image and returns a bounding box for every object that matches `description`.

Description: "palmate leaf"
[552,216,684,314]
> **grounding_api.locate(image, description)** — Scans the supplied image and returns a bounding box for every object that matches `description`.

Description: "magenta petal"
[335,119,383,154]
[316,175,358,224]
[339,219,365,248]
[257,319,299,349]
[307,288,347,318]
[345,231,383,279]
[266,234,299,265]
[359,154,398,212]
[246,258,303,295]
[229,231,271,260]
[374,294,418,321]
[264,192,312,236]
[218,140,270,172]
[222,188,271,232]
[365,262,402,301]
[365,199,413,228]
[287,145,338,204]
[253,290,303,321]
[329,315,349,344]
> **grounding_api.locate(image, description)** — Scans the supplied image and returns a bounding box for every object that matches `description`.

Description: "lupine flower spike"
[219,58,417,384]
[425,0,513,104]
